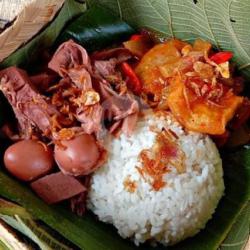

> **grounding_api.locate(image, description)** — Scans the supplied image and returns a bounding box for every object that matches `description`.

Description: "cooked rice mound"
[88,111,224,246]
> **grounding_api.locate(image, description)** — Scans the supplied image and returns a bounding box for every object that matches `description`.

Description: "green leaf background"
[0,0,249,250]
[0,0,86,70]
[88,0,250,79]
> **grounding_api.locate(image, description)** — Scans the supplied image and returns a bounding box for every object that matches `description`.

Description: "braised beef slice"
[121,112,138,137]
[93,48,131,79]
[31,172,86,204]
[91,47,131,61]
[70,175,91,216]
[76,104,103,135]
[49,40,139,137]
[94,59,117,78]
[30,72,58,93]
[67,66,92,90]
[48,40,91,77]
[70,192,88,216]
[0,67,58,138]
[92,79,139,136]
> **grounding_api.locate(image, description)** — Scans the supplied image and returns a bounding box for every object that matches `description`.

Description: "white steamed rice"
[87,111,224,246]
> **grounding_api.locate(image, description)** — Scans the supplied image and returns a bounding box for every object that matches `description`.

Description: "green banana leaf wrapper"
[0,1,249,250]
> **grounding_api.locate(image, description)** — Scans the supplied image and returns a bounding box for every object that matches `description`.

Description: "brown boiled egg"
[4,140,54,182]
[54,134,101,176]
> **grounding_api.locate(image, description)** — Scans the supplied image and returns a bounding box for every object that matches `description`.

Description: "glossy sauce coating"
[4,140,54,181]
[54,134,100,176]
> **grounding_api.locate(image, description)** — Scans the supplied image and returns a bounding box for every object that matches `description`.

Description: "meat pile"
[0,40,139,214]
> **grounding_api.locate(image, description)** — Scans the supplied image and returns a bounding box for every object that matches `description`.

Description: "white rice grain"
[88,111,224,246]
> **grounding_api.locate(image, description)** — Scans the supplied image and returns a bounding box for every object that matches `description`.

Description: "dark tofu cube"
[31,172,86,204]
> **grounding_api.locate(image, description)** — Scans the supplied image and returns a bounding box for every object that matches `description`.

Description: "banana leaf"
[0,239,11,250]
[88,0,250,79]
[0,1,249,250]
[0,0,86,70]
[56,5,135,52]
[0,199,71,250]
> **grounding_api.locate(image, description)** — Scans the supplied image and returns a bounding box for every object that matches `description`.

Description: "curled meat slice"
[0,67,58,138]
[94,58,117,78]
[30,72,58,93]
[67,66,92,90]
[99,82,139,136]
[76,103,103,135]
[48,40,91,77]
[92,47,131,80]
[91,47,131,61]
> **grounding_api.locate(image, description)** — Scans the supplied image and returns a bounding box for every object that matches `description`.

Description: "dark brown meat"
[70,176,91,216]
[0,67,58,138]
[31,172,86,204]
[67,66,92,90]
[91,47,131,61]
[121,112,138,136]
[94,59,117,78]
[48,40,91,77]
[92,47,131,80]
[70,192,88,216]
[30,72,58,93]
[97,81,139,136]
[101,83,139,118]
[76,103,103,135]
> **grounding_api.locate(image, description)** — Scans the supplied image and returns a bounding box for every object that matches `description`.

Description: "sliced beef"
[31,172,86,204]
[70,192,88,216]
[97,81,139,136]
[101,83,139,119]
[67,66,92,90]
[121,112,139,136]
[91,47,131,61]
[94,58,117,78]
[48,40,91,77]
[0,67,58,138]
[30,72,58,93]
[70,176,91,216]
[76,103,103,135]
[92,48,131,79]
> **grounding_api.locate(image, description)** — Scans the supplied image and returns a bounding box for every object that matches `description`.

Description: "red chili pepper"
[121,62,142,94]
[130,34,144,41]
[209,51,233,64]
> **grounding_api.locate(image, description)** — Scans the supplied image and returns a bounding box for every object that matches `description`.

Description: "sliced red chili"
[130,34,144,41]
[209,51,233,64]
[121,62,142,94]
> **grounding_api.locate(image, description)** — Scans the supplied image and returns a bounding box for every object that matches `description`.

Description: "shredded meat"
[76,103,103,135]
[91,47,131,61]
[67,66,93,90]
[48,40,139,137]
[0,40,141,213]
[0,67,58,138]
[94,59,117,78]
[30,72,58,93]
[70,176,91,216]
[48,39,91,76]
